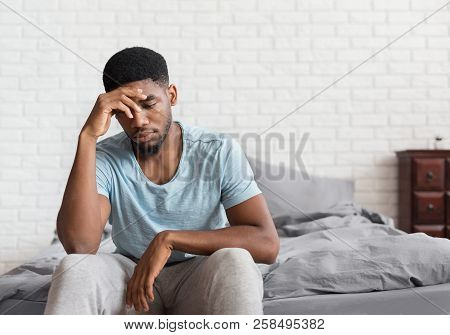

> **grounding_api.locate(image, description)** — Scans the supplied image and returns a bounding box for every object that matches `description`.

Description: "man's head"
[103,47,177,157]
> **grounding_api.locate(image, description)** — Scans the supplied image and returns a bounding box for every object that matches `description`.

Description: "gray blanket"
[259,201,450,301]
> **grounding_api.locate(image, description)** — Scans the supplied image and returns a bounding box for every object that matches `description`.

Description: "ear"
[167,84,178,106]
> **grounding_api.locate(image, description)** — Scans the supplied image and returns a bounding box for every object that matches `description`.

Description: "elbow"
[268,236,280,264]
[57,219,98,255]
[261,233,280,264]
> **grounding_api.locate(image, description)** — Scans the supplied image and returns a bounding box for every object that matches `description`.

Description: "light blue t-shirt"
[95,121,261,263]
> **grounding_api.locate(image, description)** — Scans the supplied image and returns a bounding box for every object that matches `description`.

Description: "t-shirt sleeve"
[96,150,113,199]
[220,136,262,210]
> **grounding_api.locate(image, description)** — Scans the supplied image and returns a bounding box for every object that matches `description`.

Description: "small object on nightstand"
[396,150,450,239]
[434,136,443,150]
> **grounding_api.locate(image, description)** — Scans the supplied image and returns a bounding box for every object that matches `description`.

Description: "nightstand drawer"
[412,158,445,191]
[413,225,446,238]
[414,192,445,224]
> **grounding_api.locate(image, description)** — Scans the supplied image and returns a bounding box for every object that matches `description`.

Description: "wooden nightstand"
[396,150,450,238]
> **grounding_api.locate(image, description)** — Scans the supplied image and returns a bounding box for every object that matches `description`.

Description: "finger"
[139,287,149,312]
[121,95,143,115]
[145,277,155,302]
[119,87,148,101]
[110,101,133,119]
[137,275,150,312]
[126,277,134,308]
[132,278,143,312]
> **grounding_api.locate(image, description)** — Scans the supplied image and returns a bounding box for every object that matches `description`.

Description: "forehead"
[122,79,164,97]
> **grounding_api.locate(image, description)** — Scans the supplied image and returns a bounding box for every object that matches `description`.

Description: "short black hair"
[102,47,169,92]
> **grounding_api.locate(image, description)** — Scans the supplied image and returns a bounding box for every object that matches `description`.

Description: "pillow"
[247,156,354,217]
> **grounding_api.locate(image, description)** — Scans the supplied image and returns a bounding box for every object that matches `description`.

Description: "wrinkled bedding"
[1,201,450,314]
[261,202,450,300]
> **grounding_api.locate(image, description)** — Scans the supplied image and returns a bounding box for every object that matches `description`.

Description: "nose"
[130,110,149,128]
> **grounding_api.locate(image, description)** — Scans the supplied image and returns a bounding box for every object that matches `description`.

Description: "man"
[44,47,279,315]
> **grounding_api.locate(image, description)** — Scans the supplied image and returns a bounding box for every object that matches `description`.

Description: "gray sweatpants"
[44,248,264,315]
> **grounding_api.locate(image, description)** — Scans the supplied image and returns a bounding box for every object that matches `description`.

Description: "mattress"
[263,282,450,315]
[0,299,46,315]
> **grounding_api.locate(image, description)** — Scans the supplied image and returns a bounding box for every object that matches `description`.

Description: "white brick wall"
[1,0,450,274]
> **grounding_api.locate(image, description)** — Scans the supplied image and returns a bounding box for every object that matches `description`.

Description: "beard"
[129,114,173,158]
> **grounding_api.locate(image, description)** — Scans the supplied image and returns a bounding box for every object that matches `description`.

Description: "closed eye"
[142,103,156,110]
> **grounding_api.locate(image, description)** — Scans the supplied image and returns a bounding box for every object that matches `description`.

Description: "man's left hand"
[126,231,173,313]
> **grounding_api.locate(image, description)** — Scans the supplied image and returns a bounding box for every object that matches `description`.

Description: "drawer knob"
[426,171,434,181]
[427,203,434,211]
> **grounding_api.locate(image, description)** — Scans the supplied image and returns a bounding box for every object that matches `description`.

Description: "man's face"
[115,79,177,157]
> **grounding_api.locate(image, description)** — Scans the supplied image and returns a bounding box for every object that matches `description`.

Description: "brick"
[313,140,351,152]
[236,89,274,102]
[375,127,413,139]
[389,139,429,151]
[352,140,390,152]
[220,77,257,88]
[374,76,410,88]
[390,114,426,126]
[374,0,410,10]
[258,76,295,88]
[196,64,233,76]
[353,89,389,101]
[260,25,296,37]
[2,169,38,181]
[337,153,374,165]
[258,0,295,11]
[0,209,18,222]
[390,89,427,100]
[338,128,374,139]
[236,38,272,50]
[349,12,387,23]
[1,195,36,208]
[351,114,388,126]
[313,114,349,126]
[235,13,272,24]
[77,12,115,23]
[20,182,59,195]
[0,143,38,155]
[338,24,372,36]
[273,12,310,23]
[259,51,296,62]
[312,12,348,23]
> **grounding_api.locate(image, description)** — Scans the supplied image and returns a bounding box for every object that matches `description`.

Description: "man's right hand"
[81,87,148,139]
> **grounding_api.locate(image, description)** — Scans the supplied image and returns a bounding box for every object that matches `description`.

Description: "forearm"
[164,224,279,264]
[57,131,102,253]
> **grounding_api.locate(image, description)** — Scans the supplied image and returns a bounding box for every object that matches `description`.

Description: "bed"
[1,158,450,315]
